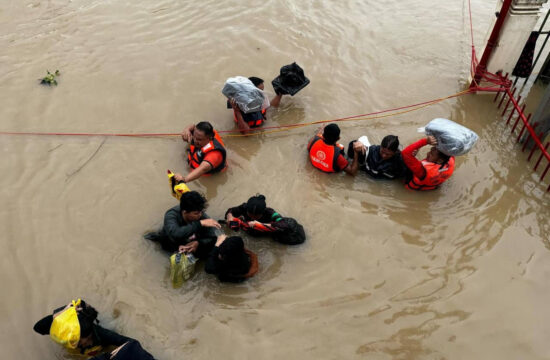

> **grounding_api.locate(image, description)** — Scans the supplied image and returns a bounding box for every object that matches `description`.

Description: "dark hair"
[195,122,214,138]
[437,150,451,164]
[180,191,208,212]
[248,77,264,87]
[246,194,266,215]
[381,135,400,152]
[219,236,245,259]
[77,300,99,338]
[218,236,250,277]
[323,124,340,145]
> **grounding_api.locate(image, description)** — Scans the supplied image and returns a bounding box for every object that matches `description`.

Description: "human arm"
[33,315,54,335]
[343,142,362,176]
[181,124,195,143]
[269,94,283,108]
[174,161,213,184]
[401,137,433,180]
[225,204,247,221]
[94,325,133,347]
[204,235,226,274]
[163,207,202,244]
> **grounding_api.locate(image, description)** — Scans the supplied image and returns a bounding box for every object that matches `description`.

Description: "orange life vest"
[308,136,345,173]
[233,109,267,128]
[405,157,455,191]
[187,130,227,173]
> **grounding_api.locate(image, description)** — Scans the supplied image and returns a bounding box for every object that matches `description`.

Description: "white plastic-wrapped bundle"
[222,76,265,114]
[422,118,479,156]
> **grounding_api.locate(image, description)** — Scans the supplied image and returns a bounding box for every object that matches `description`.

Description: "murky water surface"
[1,1,549,359]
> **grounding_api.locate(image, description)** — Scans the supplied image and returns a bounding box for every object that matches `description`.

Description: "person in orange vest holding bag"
[402,135,455,190]
[174,121,227,184]
[307,123,361,175]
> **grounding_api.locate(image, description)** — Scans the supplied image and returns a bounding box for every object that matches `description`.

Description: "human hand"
[178,245,186,253]
[181,128,192,143]
[215,234,227,247]
[180,241,199,254]
[353,141,366,155]
[426,135,438,146]
[200,218,221,229]
[174,173,185,182]
[226,213,235,221]
[248,220,260,228]
[230,98,239,110]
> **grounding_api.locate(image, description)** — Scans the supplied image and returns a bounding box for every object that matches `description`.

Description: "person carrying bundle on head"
[402,118,478,191]
[402,135,455,190]
[33,299,134,357]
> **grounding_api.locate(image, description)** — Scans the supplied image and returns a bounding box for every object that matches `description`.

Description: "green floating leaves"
[40,70,60,86]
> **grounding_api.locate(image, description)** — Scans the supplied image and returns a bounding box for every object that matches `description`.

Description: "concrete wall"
[482,0,548,75]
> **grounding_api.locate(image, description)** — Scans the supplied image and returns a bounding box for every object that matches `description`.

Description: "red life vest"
[187,130,227,173]
[405,157,455,191]
[308,136,345,173]
[233,109,267,127]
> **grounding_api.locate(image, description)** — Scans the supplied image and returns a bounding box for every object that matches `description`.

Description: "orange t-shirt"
[203,150,224,170]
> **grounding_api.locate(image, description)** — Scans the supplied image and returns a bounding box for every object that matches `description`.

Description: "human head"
[246,194,266,220]
[426,147,450,164]
[219,236,245,260]
[180,191,208,222]
[193,121,215,148]
[249,76,264,90]
[380,135,400,160]
[322,124,340,145]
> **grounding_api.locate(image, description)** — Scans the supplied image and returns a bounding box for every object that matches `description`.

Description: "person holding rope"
[308,123,361,175]
[175,121,227,184]
[402,135,455,190]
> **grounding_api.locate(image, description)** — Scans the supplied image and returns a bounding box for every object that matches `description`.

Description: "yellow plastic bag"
[50,299,81,349]
[167,170,190,200]
[170,252,197,288]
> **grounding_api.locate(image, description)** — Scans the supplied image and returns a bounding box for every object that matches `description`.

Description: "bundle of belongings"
[420,118,479,156]
[167,170,190,200]
[271,217,306,245]
[271,62,310,96]
[222,76,265,113]
[170,251,198,288]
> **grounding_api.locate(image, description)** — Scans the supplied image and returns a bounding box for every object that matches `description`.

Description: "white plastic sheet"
[222,76,265,114]
[423,118,479,156]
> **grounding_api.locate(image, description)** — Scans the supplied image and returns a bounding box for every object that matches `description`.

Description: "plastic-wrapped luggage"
[222,76,265,114]
[422,118,479,156]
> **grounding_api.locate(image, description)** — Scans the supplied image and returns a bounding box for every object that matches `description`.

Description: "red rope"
[0,92,474,138]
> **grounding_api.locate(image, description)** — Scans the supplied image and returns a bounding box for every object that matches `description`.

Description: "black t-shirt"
[225,203,282,224]
[363,145,407,179]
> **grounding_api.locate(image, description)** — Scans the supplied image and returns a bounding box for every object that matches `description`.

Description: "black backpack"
[272,62,310,96]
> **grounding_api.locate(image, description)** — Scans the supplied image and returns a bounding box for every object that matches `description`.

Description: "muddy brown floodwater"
[1,1,550,359]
